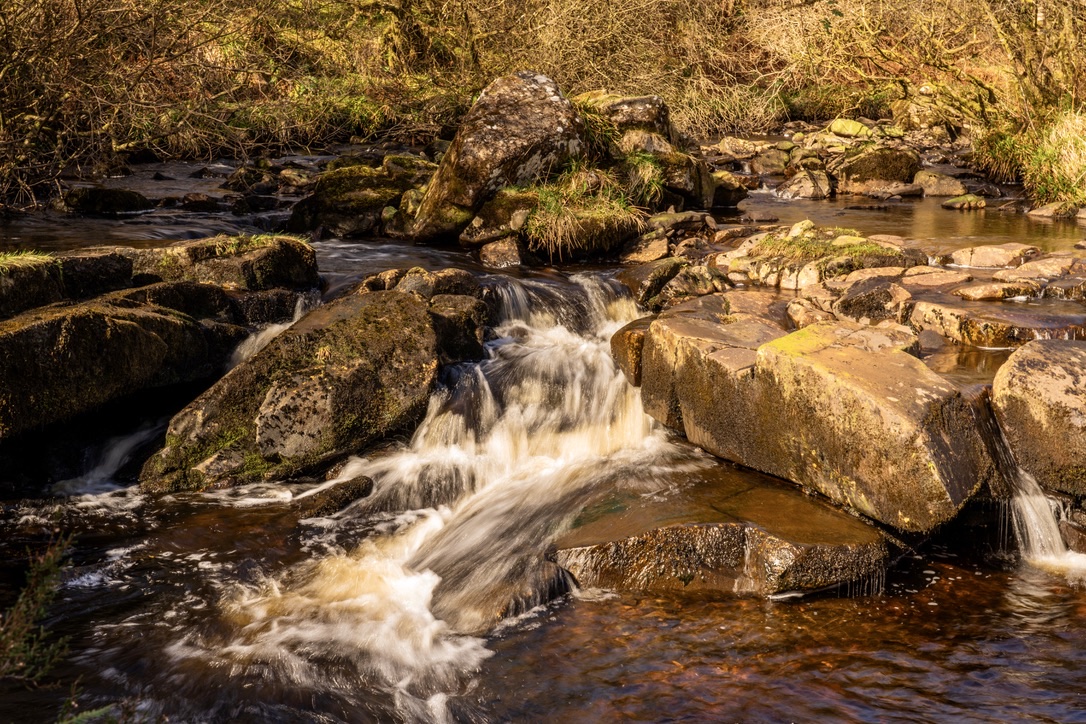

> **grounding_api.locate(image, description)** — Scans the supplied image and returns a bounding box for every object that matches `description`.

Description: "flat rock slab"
[993,339,1086,495]
[640,314,998,533]
[911,299,1086,347]
[948,243,1039,268]
[555,463,889,596]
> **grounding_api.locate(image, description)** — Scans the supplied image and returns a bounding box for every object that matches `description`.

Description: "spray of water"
[170,274,693,718]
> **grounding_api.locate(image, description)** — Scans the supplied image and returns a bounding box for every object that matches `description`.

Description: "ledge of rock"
[555,463,890,596]
[0,284,251,440]
[993,340,1086,495]
[638,303,998,533]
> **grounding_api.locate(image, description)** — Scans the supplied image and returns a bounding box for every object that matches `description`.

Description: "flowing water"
[3,163,1086,721]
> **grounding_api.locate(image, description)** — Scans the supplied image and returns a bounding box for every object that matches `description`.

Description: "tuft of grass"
[523,164,645,259]
[621,152,665,208]
[571,98,621,161]
[1022,112,1086,206]
[972,128,1028,183]
[0,251,54,275]
[0,536,70,683]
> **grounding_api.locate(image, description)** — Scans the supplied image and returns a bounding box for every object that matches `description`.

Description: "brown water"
[3,161,1086,723]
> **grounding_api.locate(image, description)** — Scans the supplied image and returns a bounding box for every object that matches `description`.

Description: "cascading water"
[162,273,701,721]
[1009,468,1086,581]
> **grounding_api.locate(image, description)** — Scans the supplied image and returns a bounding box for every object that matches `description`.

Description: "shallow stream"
[2,162,1086,722]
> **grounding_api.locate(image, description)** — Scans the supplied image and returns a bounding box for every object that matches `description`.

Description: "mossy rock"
[123,235,318,291]
[412,72,583,242]
[830,145,921,192]
[0,255,64,320]
[0,294,247,440]
[288,161,432,237]
[140,291,438,492]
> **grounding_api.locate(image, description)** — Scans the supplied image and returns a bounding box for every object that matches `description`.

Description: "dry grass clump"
[1023,111,1086,205]
[0,251,54,275]
[523,165,645,260]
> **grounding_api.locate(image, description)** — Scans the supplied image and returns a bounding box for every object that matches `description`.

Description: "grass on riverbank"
[1,0,1084,208]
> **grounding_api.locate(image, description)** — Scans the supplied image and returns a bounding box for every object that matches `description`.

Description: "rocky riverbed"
[2,71,1086,721]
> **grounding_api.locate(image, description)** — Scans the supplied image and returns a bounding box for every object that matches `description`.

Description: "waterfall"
[1010,468,1086,581]
[170,273,696,720]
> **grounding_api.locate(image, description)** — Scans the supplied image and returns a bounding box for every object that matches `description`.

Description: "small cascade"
[1009,468,1086,581]
[228,291,319,367]
[169,273,694,719]
[51,422,165,496]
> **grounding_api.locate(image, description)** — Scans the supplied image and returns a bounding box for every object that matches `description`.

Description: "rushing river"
[2,160,1086,722]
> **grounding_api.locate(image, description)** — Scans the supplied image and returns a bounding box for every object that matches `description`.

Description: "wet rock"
[787,298,835,328]
[56,250,133,299]
[948,243,1039,268]
[993,255,1075,282]
[646,210,706,233]
[900,266,974,288]
[616,257,687,310]
[750,148,790,176]
[0,292,248,439]
[458,189,537,247]
[64,186,153,215]
[942,194,986,210]
[992,340,1086,495]
[620,230,670,264]
[230,288,306,327]
[289,156,436,237]
[640,317,997,533]
[914,170,967,197]
[776,170,833,200]
[0,255,64,320]
[611,316,654,386]
[140,291,438,492]
[180,193,224,212]
[953,281,1041,301]
[1027,202,1079,219]
[555,465,889,596]
[829,146,921,195]
[910,300,1086,347]
[428,294,489,364]
[832,278,912,324]
[292,476,374,518]
[654,265,727,309]
[479,238,526,269]
[655,152,715,208]
[413,72,582,242]
[710,170,749,207]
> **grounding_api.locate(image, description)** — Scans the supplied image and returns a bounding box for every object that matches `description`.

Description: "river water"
[2,163,1086,722]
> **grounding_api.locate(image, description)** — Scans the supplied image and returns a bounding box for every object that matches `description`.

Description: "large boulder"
[140,291,439,492]
[0,285,249,440]
[992,340,1086,495]
[639,305,998,533]
[412,72,583,242]
[829,145,922,195]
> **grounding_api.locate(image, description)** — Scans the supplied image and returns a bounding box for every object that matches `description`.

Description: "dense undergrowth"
[1,0,1083,207]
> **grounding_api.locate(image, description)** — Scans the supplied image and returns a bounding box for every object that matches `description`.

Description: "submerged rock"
[140,291,439,492]
[412,72,582,242]
[638,308,998,533]
[555,464,889,596]
[993,340,1086,495]
[64,186,153,215]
